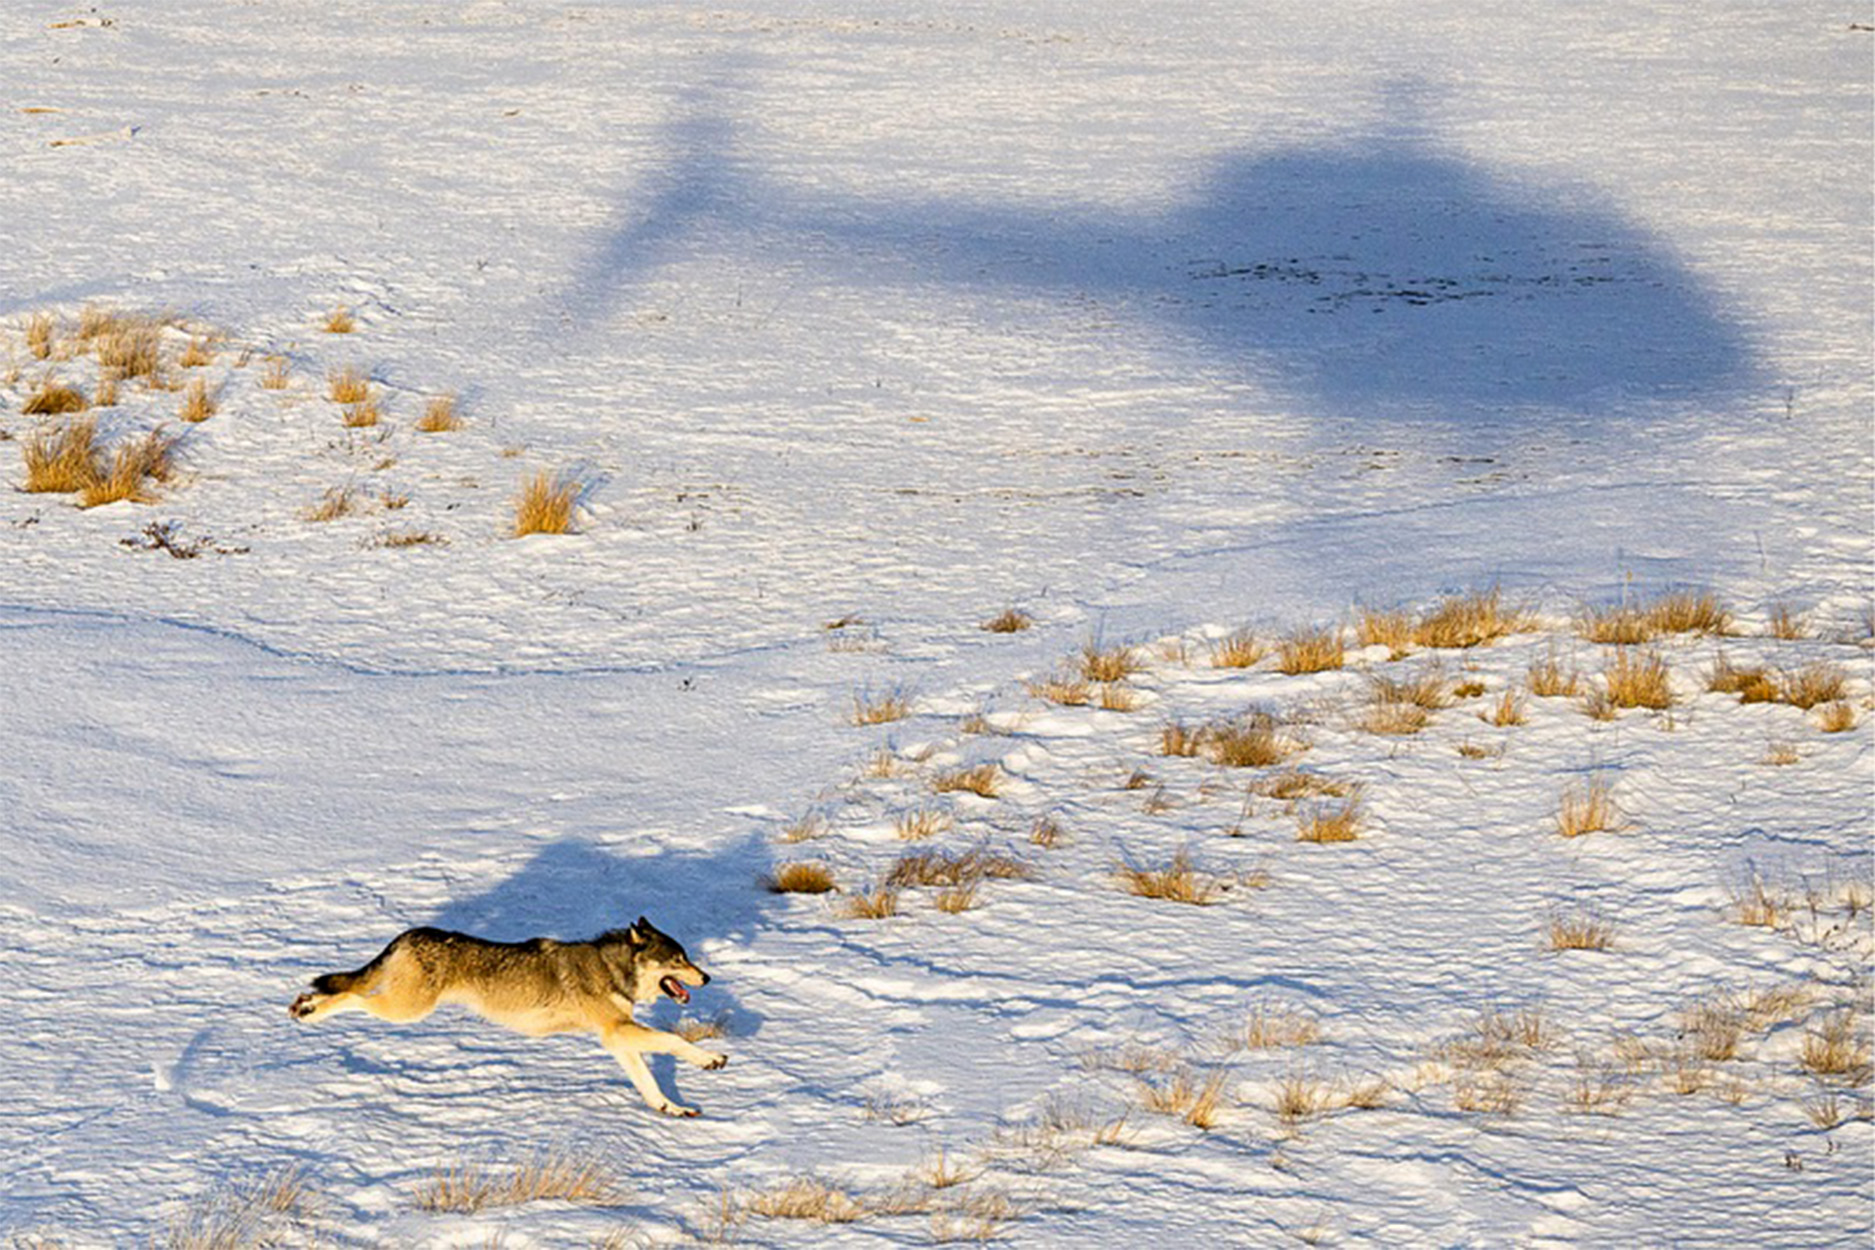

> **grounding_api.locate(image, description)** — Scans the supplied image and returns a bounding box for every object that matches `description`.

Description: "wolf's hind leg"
[290,941,438,1024]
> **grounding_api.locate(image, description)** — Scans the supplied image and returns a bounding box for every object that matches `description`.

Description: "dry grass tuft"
[1483,689,1527,727]
[1029,814,1066,849]
[1599,649,1673,710]
[1777,663,1847,710]
[1137,1067,1229,1129]
[1760,740,1801,767]
[179,378,216,423]
[1210,630,1266,668]
[415,1152,619,1212]
[1708,655,1778,703]
[24,311,55,359]
[776,811,829,844]
[1816,701,1858,733]
[981,607,1032,633]
[178,335,215,368]
[1296,796,1363,843]
[79,429,180,508]
[1079,640,1142,683]
[1369,668,1454,710]
[1025,673,1091,705]
[302,486,358,523]
[340,397,382,428]
[93,319,163,380]
[933,882,980,913]
[22,376,87,415]
[259,356,290,390]
[1276,626,1343,675]
[889,848,1032,889]
[1766,602,1808,640]
[1242,1001,1322,1050]
[931,763,1000,798]
[1556,778,1620,838]
[1204,713,1305,768]
[895,806,952,841]
[1414,588,1528,649]
[1645,590,1731,636]
[20,417,101,492]
[1527,648,1582,698]
[1253,769,1354,801]
[1160,721,1207,757]
[513,470,580,536]
[413,392,461,431]
[851,690,913,726]
[1114,847,1228,905]
[1355,606,1416,657]
[766,861,837,895]
[326,366,370,404]
[837,884,901,920]
[1274,1071,1330,1127]
[323,306,356,334]
[1547,908,1615,952]
[372,529,447,548]
[1096,682,1141,712]
[744,1176,866,1223]
[1577,602,1656,645]
[1799,1012,1872,1084]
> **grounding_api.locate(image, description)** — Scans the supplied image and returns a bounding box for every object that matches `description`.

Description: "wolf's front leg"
[602,1028,700,1117]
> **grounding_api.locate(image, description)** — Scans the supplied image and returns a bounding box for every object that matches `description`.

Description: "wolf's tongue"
[661,976,690,1004]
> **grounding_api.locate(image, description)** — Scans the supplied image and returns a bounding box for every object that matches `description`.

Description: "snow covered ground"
[1,1,1870,1244]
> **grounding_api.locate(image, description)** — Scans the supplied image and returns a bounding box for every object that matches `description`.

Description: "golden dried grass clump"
[415,1153,619,1212]
[1799,1012,1872,1083]
[1556,778,1620,838]
[1296,796,1362,843]
[24,311,55,359]
[1598,649,1673,710]
[513,470,580,536]
[1242,1002,1323,1049]
[92,317,164,380]
[1079,640,1141,683]
[1204,713,1304,768]
[1766,602,1808,640]
[416,393,463,432]
[1645,591,1731,636]
[1137,1067,1229,1129]
[22,376,87,415]
[1361,668,1452,735]
[327,366,371,404]
[79,430,180,507]
[1276,626,1344,675]
[1355,607,1416,657]
[341,397,382,428]
[1577,601,1655,645]
[1816,701,1859,733]
[1777,663,1847,710]
[931,763,1000,798]
[1546,908,1615,951]
[302,486,359,523]
[744,1176,866,1223]
[178,335,215,368]
[766,861,837,894]
[894,806,951,841]
[1026,673,1091,705]
[179,378,216,423]
[1210,630,1266,668]
[981,607,1033,633]
[1114,847,1228,905]
[1707,655,1778,703]
[837,884,901,920]
[1253,769,1354,801]
[851,691,912,725]
[323,306,356,333]
[1414,588,1528,650]
[259,355,291,390]
[1527,648,1582,698]
[20,417,101,493]
[887,848,1031,889]
[1483,690,1527,727]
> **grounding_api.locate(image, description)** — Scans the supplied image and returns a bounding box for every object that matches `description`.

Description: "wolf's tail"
[311,942,396,995]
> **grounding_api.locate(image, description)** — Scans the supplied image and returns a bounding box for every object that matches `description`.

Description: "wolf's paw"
[289,993,320,1021]
[658,1100,701,1118]
[701,1052,728,1071]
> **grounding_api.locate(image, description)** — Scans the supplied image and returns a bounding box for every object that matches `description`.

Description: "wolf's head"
[613,916,712,1005]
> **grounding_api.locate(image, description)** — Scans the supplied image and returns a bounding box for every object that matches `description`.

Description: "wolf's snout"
[698,970,710,986]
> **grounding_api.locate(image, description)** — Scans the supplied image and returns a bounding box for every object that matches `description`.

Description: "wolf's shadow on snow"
[427,834,770,1053]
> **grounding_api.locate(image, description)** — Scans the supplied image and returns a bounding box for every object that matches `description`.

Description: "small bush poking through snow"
[766,861,837,894]
[1276,625,1344,675]
[980,607,1032,633]
[931,763,1000,798]
[1209,630,1266,668]
[322,306,356,334]
[1556,778,1620,838]
[21,375,87,415]
[327,366,370,404]
[414,1152,620,1212]
[1114,846,1228,904]
[1599,649,1672,710]
[20,416,101,492]
[416,392,463,432]
[513,470,580,536]
[1413,588,1528,650]
[1296,797,1363,843]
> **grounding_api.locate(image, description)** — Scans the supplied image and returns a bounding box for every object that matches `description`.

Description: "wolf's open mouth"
[660,975,690,1004]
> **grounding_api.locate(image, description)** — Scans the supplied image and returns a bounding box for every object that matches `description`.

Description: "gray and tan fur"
[289,916,726,1117]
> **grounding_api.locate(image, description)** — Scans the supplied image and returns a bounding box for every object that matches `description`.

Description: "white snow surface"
[1,1,1871,1245]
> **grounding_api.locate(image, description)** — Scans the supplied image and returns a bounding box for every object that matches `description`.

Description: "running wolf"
[289,917,727,1117]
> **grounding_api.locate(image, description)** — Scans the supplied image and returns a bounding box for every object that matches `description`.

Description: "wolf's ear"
[624,918,646,943]
[635,915,652,932]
